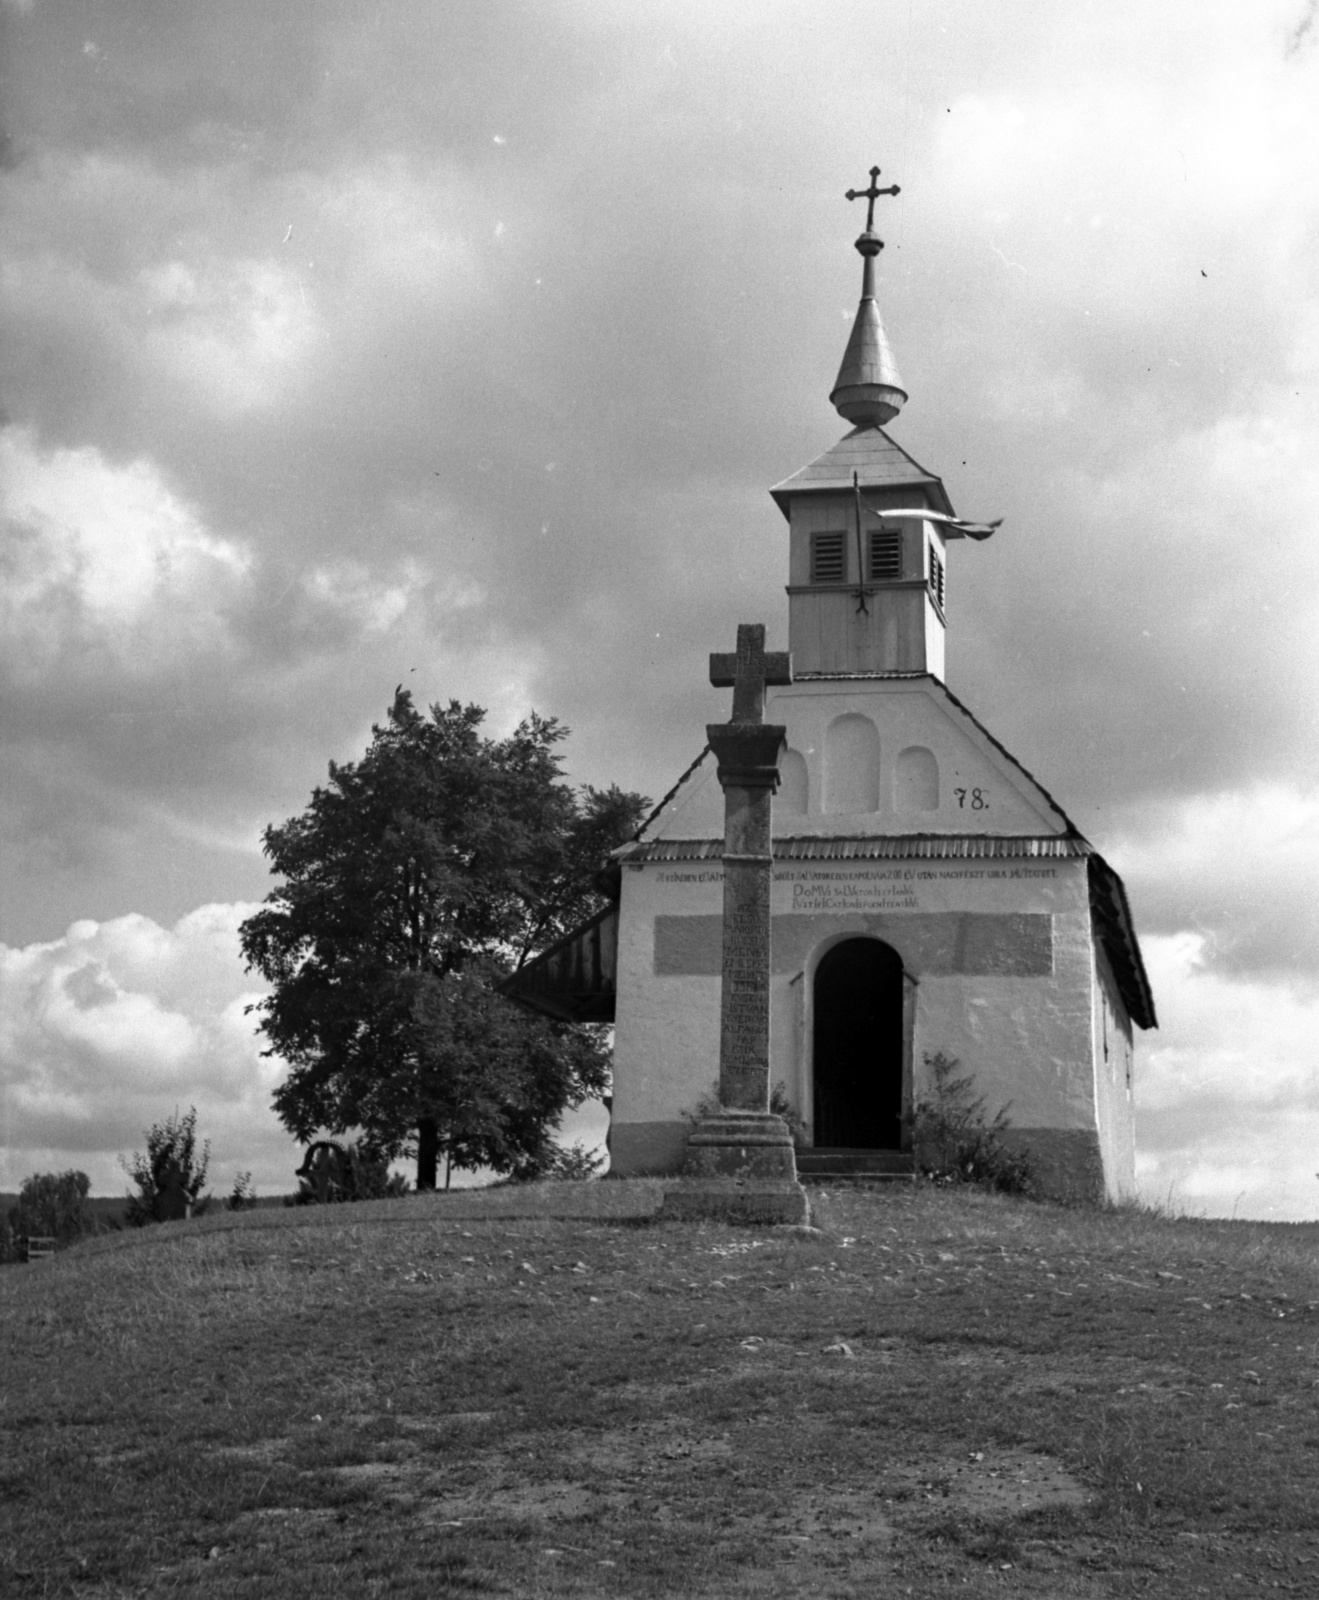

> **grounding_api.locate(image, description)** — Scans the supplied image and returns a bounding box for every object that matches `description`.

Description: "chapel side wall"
[1091,939,1137,1202]
[907,875,1106,1202]
[908,865,1095,1127]
[609,862,721,1175]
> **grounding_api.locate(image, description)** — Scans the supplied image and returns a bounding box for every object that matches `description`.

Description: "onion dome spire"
[830,165,908,428]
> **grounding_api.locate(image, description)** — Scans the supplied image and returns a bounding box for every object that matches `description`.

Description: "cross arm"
[709,651,792,688]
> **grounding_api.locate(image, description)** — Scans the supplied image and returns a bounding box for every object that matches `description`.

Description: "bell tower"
[770,167,995,683]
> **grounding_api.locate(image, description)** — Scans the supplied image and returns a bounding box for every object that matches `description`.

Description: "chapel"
[510,173,1155,1204]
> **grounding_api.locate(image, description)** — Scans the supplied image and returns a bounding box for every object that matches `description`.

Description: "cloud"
[1110,783,1319,983]
[140,255,321,415]
[1136,932,1319,1220]
[0,904,297,1196]
[0,426,250,672]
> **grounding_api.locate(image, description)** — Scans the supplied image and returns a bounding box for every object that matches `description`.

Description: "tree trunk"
[416,1116,439,1191]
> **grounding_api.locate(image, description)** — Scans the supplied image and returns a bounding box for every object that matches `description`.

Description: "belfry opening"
[812,938,906,1151]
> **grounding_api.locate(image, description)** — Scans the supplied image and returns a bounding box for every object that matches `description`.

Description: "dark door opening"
[812,938,905,1149]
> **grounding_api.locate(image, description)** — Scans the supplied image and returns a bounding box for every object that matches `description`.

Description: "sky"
[2,0,1318,1217]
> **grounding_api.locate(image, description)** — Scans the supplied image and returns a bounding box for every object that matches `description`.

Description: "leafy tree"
[240,690,646,1190]
[120,1106,212,1225]
[406,957,611,1186]
[8,1170,93,1252]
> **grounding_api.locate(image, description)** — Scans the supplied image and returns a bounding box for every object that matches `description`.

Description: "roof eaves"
[1087,853,1158,1031]
[498,902,619,1024]
[626,835,1094,863]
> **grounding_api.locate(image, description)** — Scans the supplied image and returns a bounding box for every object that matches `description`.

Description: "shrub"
[120,1107,212,1225]
[507,1139,605,1183]
[227,1172,258,1212]
[912,1051,1036,1197]
[289,1140,410,1205]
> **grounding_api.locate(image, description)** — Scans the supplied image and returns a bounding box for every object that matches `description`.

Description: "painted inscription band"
[655,910,1054,978]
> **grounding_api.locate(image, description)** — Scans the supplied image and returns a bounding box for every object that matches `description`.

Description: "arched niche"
[823,714,880,815]
[895,745,939,812]
[777,748,809,815]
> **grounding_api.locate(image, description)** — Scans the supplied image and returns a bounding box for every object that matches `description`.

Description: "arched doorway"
[812,938,906,1149]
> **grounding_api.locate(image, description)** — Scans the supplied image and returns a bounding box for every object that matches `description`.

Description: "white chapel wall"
[611,853,1114,1198]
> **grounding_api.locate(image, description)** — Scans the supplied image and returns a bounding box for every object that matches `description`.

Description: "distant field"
[3,1184,1319,1597]
[0,1193,290,1232]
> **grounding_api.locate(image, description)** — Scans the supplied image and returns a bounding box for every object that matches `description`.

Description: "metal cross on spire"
[845,165,900,232]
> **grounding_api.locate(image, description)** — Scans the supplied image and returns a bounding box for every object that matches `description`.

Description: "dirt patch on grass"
[310,1413,1089,1544]
[888,1447,1092,1519]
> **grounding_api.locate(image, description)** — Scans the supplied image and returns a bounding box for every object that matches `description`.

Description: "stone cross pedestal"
[661,623,810,1226]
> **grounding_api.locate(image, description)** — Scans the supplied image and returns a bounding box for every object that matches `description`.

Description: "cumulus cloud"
[140,255,322,415]
[0,427,250,672]
[1111,783,1319,983]
[0,904,295,1195]
[1136,932,1319,1220]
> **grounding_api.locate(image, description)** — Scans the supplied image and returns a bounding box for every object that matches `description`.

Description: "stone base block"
[660,1178,811,1226]
[658,1112,811,1226]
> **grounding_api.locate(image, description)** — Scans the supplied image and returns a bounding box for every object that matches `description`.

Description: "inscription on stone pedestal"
[718,857,774,1108]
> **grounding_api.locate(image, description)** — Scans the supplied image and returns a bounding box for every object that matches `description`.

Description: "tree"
[240,689,646,1190]
[8,1170,93,1251]
[406,957,612,1185]
[121,1106,212,1225]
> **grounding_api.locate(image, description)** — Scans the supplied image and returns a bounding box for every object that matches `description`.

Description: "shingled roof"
[769,424,955,518]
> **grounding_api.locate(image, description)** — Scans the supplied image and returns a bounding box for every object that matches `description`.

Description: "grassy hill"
[3,1183,1319,1598]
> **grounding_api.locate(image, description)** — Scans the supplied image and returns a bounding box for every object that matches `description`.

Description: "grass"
[3,1185,1319,1598]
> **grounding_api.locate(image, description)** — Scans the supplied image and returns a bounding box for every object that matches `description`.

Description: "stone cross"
[661,621,809,1224]
[710,624,792,725]
[706,624,790,1111]
[845,164,900,232]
